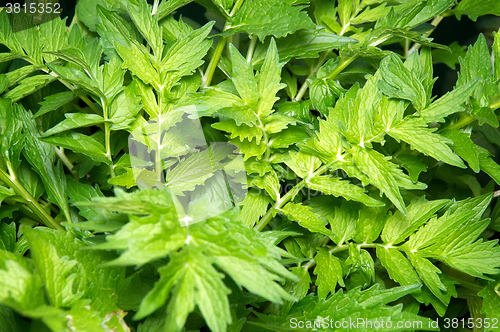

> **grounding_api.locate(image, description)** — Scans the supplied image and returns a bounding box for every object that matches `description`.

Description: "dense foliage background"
[1,0,500,331]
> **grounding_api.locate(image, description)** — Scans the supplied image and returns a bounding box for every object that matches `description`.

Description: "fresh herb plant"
[1,0,500,331]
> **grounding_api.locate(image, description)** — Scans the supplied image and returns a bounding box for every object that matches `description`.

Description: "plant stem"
[407,15,444,56]
[246,34,257,63]
[202,0,245,88]
[294,50,331,102]
[0,168,63,230]
[302,243,381,271]
[54,147,78,180]
[436,114,476,133]
[326,54,357,80]
[255,161,335,231]
[101,98,115,178]
[490,99,500,110]
[203,38,227,88]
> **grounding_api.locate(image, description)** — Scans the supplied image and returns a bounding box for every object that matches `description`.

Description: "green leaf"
[228,44,259,107]
[388,118,465,168]
[0,222,16,252]
[43,113,105,137]
[353,147,410,214]
[115,42,159,88]
[4,75,56,102]
[477,146,500,186]
[257,39,286,117]
[329,201,357,246]
[252,28,357,64]
[432,42,466,70]
[180,87,243,118]
[121,0,163,59]
[281,202,332,235]
[67,178,105,221]
[419,78,480,123]
[306,176,384,207]
[109,82,142,131]
[239,189,274,227]
[15,106,71,222]
[161,22,214,90]
[377,246,421,289]
[396,154,428,182]
[478,278,500,321]
[42,131,111,165]
[35,91,77,118]
[454,0,500,21]
[0,304,27,332]
[157,0,193,20]
[378,53,427,111]
[166,150,215,195]
[381,196,448,245]
[224,0,315,41]
[47,63,105,99]
[24,227,82,309]
[407,251,455,305]
[313,247,344,299]
[441,129,480,172]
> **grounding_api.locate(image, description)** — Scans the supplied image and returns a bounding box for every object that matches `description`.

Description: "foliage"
[1,0,500,331]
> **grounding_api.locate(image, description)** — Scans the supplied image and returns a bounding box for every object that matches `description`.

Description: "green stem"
[202,0,245,88]
[203,38,227,88]
[490,99,500,110]
[101,98,115,178]
[3,197,43,222]
[0,168,63,230]
[302,243,381,271]
[255,161,335,231]
[54,147,78,180]
[79,94,102,115]
[326,55,357,80]
[246,34,257,63]
[294,50,331,102]
[436,114,476,133]
[407,15,444,55]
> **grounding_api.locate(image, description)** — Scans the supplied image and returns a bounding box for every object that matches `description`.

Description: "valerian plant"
[1,0,500,331]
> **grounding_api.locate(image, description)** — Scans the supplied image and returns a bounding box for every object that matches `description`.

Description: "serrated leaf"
[252,28,357,65]
[42,131,110,165]
[441,129,480,172]
[282,202,332,235]
[35,91,77,118]
[478,278,500,322]
[307,176,384,207]
[15,106,71,222]
[115,42,159,88]
[43,113,105,137]
[0,222,16,252]
[238,188,273,227]
[388,118,465,168]
[382,196,448,245]
[166,150,214,195]
[4,75,56,102]
[396,154,427,182]
[313,247,344,299]
[352,147,408,214]
[378,53,427,111]
[24,227,82,309]
[224,0,315,41]
[454,0,500,21]
[420,78,480,123]
[477,146,500,186]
